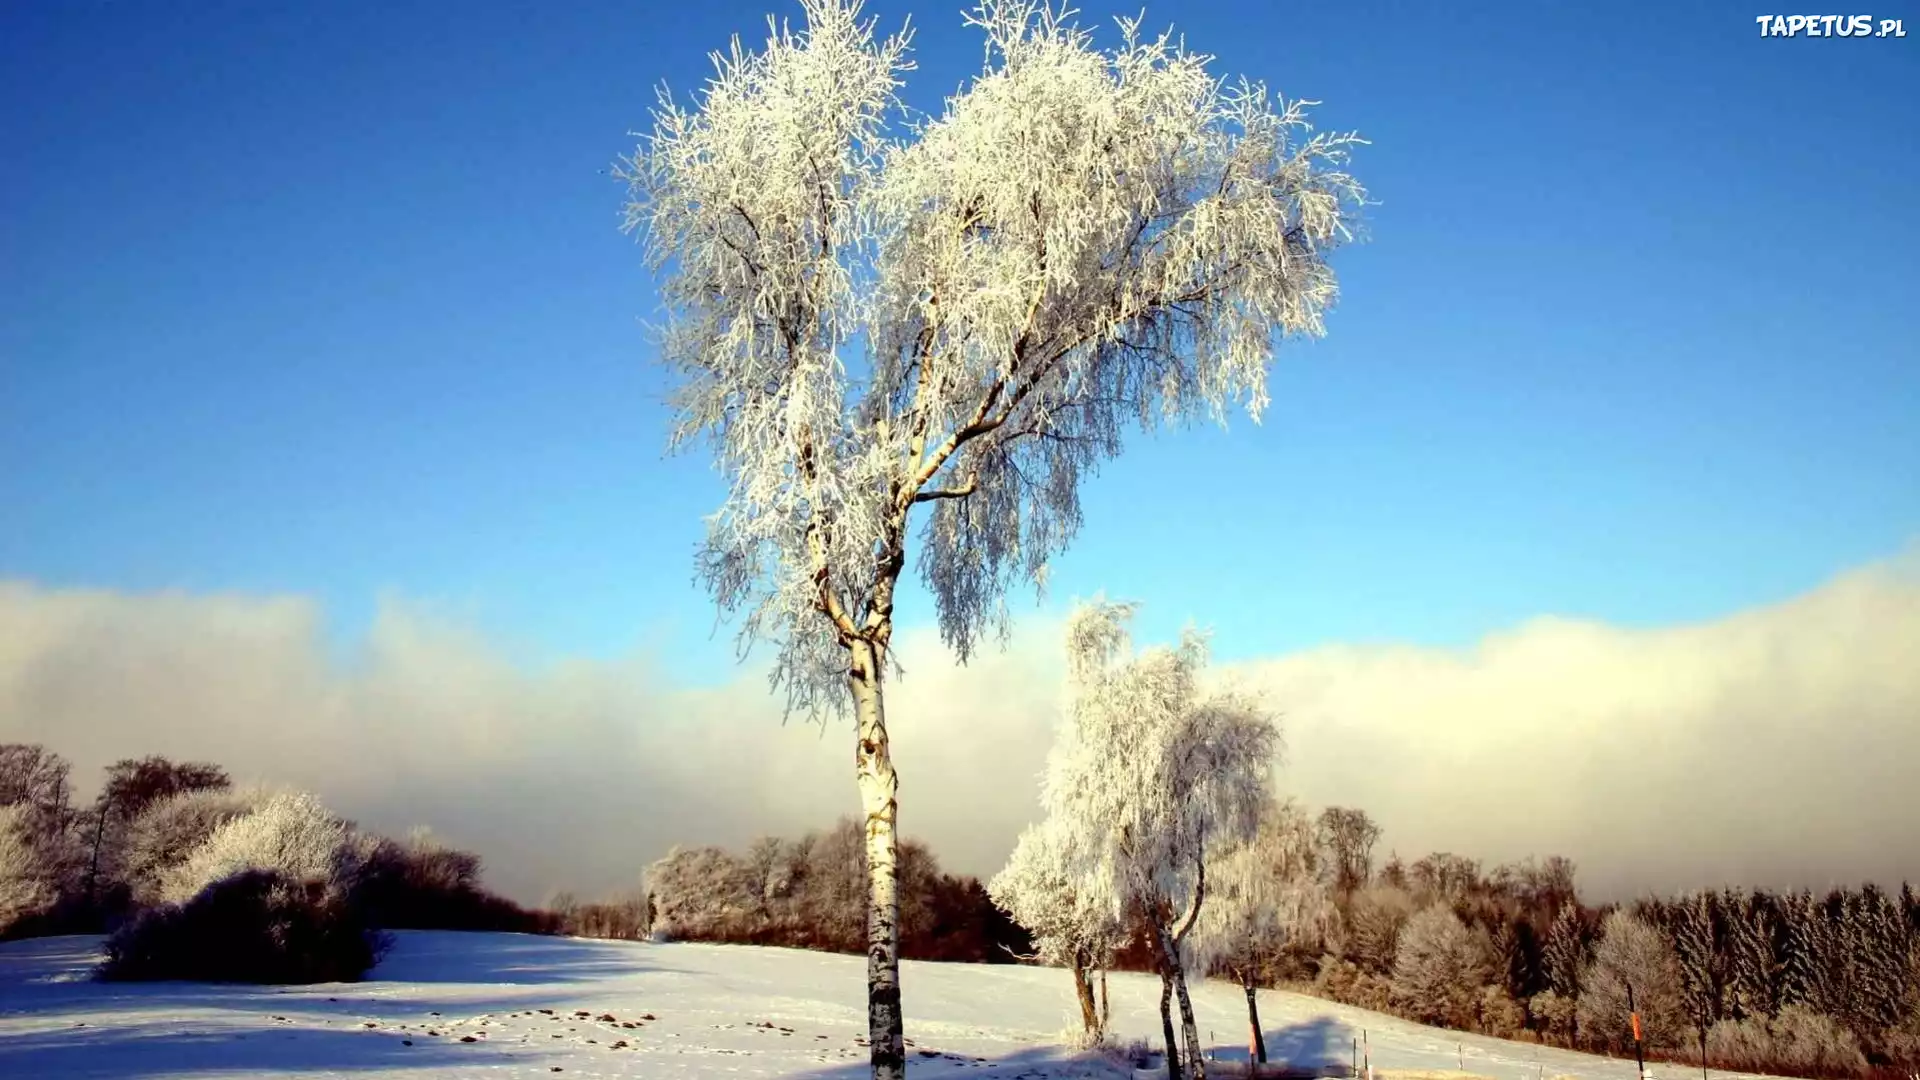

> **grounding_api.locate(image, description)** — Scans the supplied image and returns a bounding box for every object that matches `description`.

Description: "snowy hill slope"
[0,931,1784,1080]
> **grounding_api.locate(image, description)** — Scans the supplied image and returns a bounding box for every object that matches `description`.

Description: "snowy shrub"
[100,790,393,984]
[1476,984,1527,1038]
[1315,954,1359,1000]
[1391,904,1492,1027]
[1530,988,1577,1044]
[1101,1036,1154,1070]
[1576,909,1688,1050]
[123,786,268,903]
[0,804,58,935]
[1705,1006,1868,1077]
[100,868,385,984]
[156,791,358,906]
[1314,954,1394,1013]
[1059,1022,1106,1052]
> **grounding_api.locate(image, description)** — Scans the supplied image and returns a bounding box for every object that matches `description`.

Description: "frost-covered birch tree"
[1042,600,1279,1080]
[618,1,1364,1074]
[1189,796,1330,1064]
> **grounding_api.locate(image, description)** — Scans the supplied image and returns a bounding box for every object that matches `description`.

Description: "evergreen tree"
[1509,916,1546,999]
[1780,890,1838,1015]
[1721,889,1780,1020]
[1823,889,1864,1030]
[1672,892,1722,1038]
[1544,903,1591,1000]
[1847,883,1908,1034]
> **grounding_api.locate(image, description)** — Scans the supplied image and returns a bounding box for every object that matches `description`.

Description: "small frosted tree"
[1578,908,1688,1051]
[616,1,1364,1075]
[1042,599,1280,1080]
[988,820,1125,1042]
[1189,796,1328,1063]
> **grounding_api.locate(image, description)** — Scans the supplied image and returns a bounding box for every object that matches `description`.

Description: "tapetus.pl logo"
[1754,14,1907,36]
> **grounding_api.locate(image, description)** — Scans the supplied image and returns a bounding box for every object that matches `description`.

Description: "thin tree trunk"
[1151,911,1206,1080]
[1173,965,1205,1079]
[85,802,109,902]
[850,639,905,1080]
[1167,856,1208,1080]
[1071,949,1100,1037]
[1244,969,1267,1063]
[1100,967,1110,1033]
[1160,968,1183,1080]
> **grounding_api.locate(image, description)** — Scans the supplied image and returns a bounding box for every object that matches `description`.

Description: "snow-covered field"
[0,931,1778,1080]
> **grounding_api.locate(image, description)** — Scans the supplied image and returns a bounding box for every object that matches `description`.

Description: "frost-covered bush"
[1705,1006,1868,1077]
[123,786,268,903]
[156,791,358,906]
[1530,988,1577,1044]
[644,845,761,941]
[100,868,384,984]
[1101,1036,1154,1070]
[1390,904,1492,1027]
[102,790,385,984]
[1476,983,1526,1039]
[1314,954,1394,1013]
[0,804,58,935]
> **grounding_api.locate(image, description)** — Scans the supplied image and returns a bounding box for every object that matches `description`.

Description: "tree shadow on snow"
[1259,1015,1357,1070]
[776,1016,1360,1080]
[0,931,677,1025]
[0,1021,483,1079]
[372,929,678,985]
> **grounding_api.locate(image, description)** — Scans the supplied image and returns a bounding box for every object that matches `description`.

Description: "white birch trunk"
[1152,908,1207,1080]
[850,637,905,1080]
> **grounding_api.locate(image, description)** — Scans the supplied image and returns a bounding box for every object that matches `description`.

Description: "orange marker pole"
[1628,983,1646,1079]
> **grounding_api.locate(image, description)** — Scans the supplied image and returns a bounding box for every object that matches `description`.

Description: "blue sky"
[4,0,1916,687]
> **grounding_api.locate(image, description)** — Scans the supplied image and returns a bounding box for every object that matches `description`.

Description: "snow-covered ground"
[0,931,1778,1080]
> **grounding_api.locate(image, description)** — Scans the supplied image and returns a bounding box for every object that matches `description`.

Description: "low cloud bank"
[1,546,1914,904]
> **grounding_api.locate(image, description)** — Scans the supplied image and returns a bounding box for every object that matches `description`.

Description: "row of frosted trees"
[639,816,1031,962]
[988,669,1920,1080]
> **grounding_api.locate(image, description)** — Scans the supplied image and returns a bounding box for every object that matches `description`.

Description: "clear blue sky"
[4,0,1916,684]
